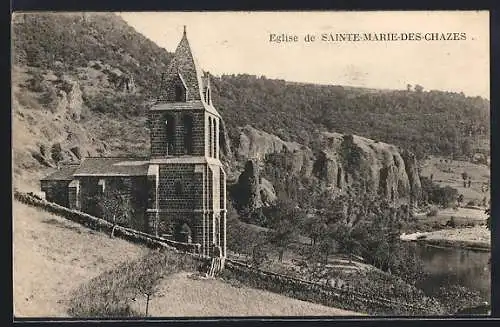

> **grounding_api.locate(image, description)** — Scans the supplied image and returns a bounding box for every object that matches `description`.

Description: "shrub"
[445,217,457,228]
[50,142,64,165]
[26,69,45,92]
[426,208,438,217]
[466,200,478,207]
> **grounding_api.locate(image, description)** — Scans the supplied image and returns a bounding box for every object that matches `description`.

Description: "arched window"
[208,117,213,157]
[174,84,185,102]
[165,114,176,155]
[179,223,192,243]
[183,114,194,154]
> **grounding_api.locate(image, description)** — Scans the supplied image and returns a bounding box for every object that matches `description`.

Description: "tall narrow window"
[213,119,217,158]
[208,117,213,157]
[183,114,194,154]
[337,167,342,188]
[166,114,176,155]
[206,88,211,104]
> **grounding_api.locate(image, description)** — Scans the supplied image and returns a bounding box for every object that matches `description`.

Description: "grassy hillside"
[139,272,360,316]
[13,200,359,317]
[13,201,149,317]
[12,12,172,97]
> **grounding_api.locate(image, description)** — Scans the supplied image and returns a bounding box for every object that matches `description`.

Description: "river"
[412,242,491,312]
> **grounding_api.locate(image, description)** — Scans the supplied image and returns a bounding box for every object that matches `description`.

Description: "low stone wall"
[14,191,203,255]
[222,260,441,316]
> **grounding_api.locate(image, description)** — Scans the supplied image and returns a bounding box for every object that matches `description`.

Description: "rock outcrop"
[230,127,422,207]
[235,125,303,162]
[310,132,419,202]
[54,76,83,121]
[232,159,278,211]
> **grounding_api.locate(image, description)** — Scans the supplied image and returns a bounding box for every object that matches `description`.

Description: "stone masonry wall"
[157,164,204,242]
[40,180,70,207]
[149,110,205,157]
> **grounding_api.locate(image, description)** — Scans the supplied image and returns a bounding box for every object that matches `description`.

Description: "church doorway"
[175,222,193,243]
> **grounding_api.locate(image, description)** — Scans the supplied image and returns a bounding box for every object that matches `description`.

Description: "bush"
[426,208,438,217]
[26,69,45,92]
[445,217,457,228]
[466,200,478,207]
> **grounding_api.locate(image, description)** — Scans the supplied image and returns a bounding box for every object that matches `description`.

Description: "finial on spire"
[183,25,187,36]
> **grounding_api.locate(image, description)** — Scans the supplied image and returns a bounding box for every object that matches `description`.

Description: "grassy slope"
[13,200,149,317]
[138,272,360,317]
[13,200,360,317]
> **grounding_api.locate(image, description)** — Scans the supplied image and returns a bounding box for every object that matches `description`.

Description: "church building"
[40,27,227,258]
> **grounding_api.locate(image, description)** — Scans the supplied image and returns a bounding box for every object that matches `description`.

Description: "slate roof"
[168,28,204,101]
[73,157,150,176]
[40,165,80,181]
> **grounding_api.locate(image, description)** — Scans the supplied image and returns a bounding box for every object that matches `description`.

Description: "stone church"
[41,27,227,257]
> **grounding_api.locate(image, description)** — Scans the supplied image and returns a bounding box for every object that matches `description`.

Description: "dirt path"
[13,201,149,317]
[135,272,362,317]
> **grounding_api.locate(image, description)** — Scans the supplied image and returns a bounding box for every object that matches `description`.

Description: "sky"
[120,11,489,98]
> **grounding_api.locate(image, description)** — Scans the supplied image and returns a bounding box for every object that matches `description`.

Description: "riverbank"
[400,226,490,252]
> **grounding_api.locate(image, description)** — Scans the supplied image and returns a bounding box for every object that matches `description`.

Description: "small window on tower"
[165,114,176,155]
[175,84,185,102]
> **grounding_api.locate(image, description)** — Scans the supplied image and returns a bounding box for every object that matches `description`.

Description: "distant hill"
[210,74,489,160]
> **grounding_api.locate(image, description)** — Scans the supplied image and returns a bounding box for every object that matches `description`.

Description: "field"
[13,200,149,317]
[419,156,490,206]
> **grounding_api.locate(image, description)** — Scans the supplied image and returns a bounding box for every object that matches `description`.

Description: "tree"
[266,198,304,262]
[50,143,64,168]
[94,188,133,237]
[414,84,424,93]
[303,215,328,245]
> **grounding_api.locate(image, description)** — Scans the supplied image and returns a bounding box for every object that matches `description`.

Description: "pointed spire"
[160,26,204,101]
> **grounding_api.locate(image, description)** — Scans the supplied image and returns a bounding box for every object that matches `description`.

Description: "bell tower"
[146,27,226,258]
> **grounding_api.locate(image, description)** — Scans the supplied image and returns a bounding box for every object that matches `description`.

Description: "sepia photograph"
[11,11,491,318]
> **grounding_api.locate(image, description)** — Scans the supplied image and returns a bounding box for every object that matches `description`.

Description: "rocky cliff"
[230,126,422,211]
